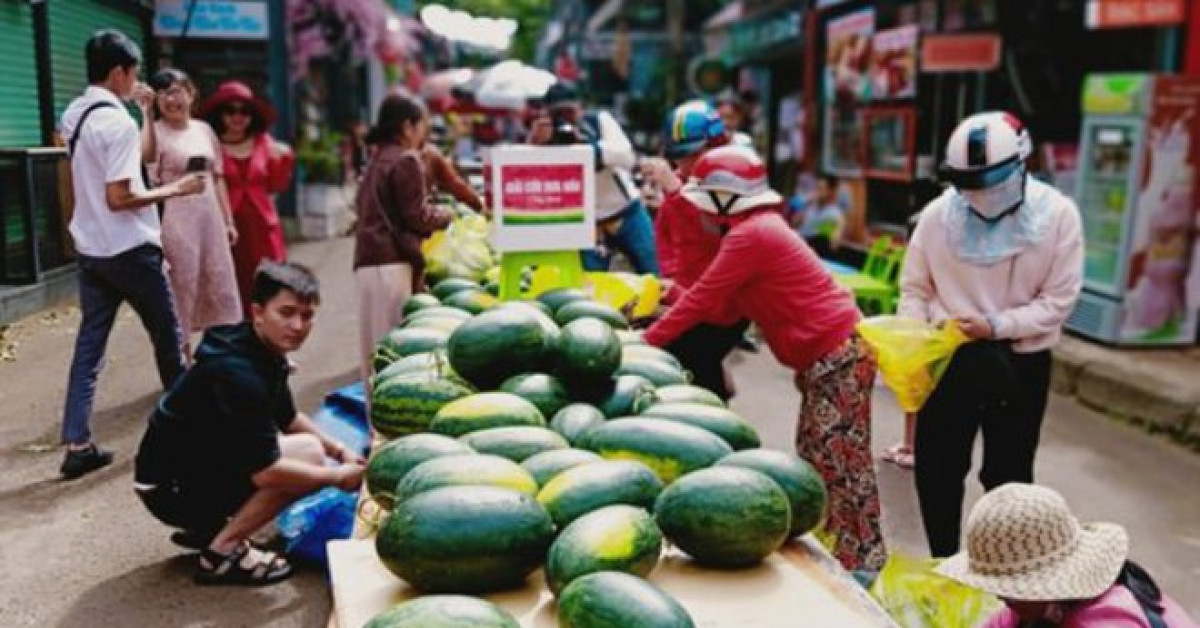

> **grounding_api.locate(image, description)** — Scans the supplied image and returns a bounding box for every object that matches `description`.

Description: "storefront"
[810,0,1190,245]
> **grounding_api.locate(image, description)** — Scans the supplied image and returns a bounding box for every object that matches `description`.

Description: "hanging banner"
[1086,0,1185,29]
[154,0,269,40]
[919,33,1002,73]
[489,146,595,252]
[870,25,918,99]
[824,8,875,103]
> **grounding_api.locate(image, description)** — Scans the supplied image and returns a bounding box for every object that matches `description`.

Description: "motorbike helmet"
[681,145,782,215]
[663,100,727,159]
[941,111,1033,221]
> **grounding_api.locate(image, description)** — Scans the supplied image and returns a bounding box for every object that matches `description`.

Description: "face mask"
[959,165,1026,221]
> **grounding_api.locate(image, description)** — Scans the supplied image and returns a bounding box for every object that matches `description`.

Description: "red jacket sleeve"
[644,221,759,347]
[655,190,685,280]
[391,153,452,236]
[266,138,294,193]
[431,150,484,212]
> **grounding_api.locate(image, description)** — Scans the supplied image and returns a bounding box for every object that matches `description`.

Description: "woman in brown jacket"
[354,94,453,384]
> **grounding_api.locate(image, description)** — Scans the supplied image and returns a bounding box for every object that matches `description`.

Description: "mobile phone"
[185,156,209,173]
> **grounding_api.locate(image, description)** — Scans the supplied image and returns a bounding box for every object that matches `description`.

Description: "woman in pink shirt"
[643,146,886,576]
[899,112,1084,558]
[938,483,1198,628]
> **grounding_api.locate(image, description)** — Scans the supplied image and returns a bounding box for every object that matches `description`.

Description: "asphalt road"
[1,236,1196,626]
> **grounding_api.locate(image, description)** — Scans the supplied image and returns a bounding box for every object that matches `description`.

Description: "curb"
[1051,336,1200,444]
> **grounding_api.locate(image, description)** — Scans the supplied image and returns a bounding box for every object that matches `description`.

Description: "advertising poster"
[870,25,918,100]
[490,145,595,252]
[824,8,875,104]
[1121,76,1200,342]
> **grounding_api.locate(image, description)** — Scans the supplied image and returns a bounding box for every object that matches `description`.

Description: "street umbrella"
[421,68,477,112]
[470,61,558,111]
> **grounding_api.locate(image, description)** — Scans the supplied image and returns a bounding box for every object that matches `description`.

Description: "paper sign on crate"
[489,146,595,252]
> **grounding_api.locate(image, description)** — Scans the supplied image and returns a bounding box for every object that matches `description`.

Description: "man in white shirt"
[59,30,204,480]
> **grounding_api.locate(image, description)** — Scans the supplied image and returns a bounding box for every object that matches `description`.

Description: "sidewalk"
[1052,335,1200,448]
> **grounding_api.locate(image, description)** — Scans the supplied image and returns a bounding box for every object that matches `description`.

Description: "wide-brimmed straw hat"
[197,81,276,127]
[936,483,1129,602]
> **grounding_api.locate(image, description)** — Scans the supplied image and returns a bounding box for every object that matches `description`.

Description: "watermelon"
[615,359,689,387]
[364,595,520,628]
[638,403,761,450]
[537,287,589,313]
[443,289,498,315]
[545,505,663,595]
[374,327,451,373]
[536,460,664,528]
[555,300,629,329]
[654,467,791,568]
[575,417,733,483]
[715,449,828,535]
[371,372,475,438]
[615,330,645,345]
[521,449,604,487]
[448,308,551,390]
[373,351,450,385]
[431,277,481,301]
[365,434,474,510]
[557,571,695,628]
[403,315,467,335]
[483,279,501,297]
[376,486,554,593]
[511,299,554,318]
[458,426,569,462]
[585,374,657,419]
[405,306,472,323]
[634,384,725,412]
[555,318,622,387]
[430,392,546,437]
[499,373,571,420]
[621,345,683,370]
[394,454,539,503]
[549,403,608,445]
[401,293,441,317]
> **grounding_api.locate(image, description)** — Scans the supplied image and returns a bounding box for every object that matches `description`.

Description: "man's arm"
[251,456,362,493]
[592,111,636,171]
[105,176,204,212]
[286,412,366,464]
[103,114,204,211]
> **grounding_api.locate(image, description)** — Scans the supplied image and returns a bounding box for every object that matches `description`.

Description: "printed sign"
[824,8,875,104]
[870,25,918,100]
[1086,0,1185,29]
[919,33,1002,73]
[490,146,595,252]
[154,0,269,40]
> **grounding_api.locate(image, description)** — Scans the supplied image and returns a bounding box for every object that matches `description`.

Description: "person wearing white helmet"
[898,111,1084,558]
[643,145,887,578]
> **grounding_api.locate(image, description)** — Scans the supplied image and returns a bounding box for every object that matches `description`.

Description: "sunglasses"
[222,104,250,116]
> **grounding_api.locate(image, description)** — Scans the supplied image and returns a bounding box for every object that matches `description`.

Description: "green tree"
[418,0,552,64]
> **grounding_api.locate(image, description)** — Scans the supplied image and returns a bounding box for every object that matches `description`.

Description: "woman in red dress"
[200,81,294,316]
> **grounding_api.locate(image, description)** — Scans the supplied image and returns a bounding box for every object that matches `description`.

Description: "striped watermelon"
[371,372,475,439]
[430,392,547,437]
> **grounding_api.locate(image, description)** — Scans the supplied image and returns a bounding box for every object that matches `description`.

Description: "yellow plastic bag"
[422,215,494,283]
[870,553,1003,628]
[585,272,662,319]
[856,316,969,412]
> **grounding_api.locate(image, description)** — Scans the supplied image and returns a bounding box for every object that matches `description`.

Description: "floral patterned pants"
[794,334,887,573]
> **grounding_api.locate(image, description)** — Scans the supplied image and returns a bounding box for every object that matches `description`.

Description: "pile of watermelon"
[363,277,829,628]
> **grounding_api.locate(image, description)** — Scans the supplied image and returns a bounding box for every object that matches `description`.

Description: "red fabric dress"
[222,134,293,316]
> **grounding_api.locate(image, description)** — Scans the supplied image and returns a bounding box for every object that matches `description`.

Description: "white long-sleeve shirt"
[898,179,1084,353]
[586,111,638,221]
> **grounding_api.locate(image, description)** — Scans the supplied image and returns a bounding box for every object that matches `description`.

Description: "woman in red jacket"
[643,146,886,577]
[200,81,294,317]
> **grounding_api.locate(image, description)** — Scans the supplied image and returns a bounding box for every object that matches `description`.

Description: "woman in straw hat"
[938,483,1197,627]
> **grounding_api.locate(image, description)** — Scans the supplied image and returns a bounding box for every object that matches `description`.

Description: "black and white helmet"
[941,111,1032,190]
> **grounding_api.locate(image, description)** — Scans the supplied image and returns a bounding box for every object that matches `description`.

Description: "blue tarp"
[275,382,371,567]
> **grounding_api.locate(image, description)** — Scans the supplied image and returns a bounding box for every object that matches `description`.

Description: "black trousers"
[664,320,750,401]
[914,341,1052,557]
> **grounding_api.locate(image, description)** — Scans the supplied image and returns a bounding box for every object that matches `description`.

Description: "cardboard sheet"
[328,536,898,628]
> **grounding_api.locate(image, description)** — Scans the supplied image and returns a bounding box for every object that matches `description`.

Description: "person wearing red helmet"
[642,145,887,577]
[641,101,744,400]
[901,111,1083,558]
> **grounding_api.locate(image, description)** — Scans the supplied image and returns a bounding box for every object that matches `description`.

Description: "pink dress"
[151,119,242,334]
[980,585,1199,628]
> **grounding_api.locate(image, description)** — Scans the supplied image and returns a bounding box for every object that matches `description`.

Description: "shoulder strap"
[68,101,119,158]
[1118,561,1169,628]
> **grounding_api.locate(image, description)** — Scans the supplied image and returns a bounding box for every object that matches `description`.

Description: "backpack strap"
[68,101,119,158]
[1118,561,1169,628]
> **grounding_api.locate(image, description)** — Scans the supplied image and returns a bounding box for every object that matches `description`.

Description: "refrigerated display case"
[1066,73,1200,345]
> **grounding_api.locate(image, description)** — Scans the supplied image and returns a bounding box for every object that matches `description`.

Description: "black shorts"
[136,478,255,533]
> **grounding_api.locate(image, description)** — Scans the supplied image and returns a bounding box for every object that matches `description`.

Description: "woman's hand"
[641,158,682,194]
[225,223,239,247]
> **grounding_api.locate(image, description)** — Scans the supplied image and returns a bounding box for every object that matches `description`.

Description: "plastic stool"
[499,250,584,301]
